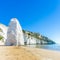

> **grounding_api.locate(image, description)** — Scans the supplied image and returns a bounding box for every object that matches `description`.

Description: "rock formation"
[5,18,24,46]
[0,19,55,45]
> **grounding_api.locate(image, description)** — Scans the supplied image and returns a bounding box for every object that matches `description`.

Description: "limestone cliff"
[0,24,55,45]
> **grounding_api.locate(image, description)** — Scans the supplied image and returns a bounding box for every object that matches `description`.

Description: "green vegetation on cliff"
[23,30,55,45]
[0,35,3,40]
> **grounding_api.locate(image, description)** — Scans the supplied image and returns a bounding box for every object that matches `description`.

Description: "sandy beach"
[0,46,60,60]
[23,46,60,60]
[0,46,37,60]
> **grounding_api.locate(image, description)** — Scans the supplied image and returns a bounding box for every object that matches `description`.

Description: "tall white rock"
[5,18,24,46]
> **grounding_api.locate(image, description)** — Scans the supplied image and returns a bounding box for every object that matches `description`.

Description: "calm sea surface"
[26,44,60,51]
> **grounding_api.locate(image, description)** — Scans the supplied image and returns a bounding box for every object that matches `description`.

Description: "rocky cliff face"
[0,24,55,45]
[0,24,7,45]
[23,30,55,45]
[5,18,24,46]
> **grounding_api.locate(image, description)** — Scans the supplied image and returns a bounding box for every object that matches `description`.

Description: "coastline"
[23,46,60,60]
[0,46,60,60]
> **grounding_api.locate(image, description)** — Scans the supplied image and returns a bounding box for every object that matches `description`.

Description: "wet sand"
[23,46,60,60]
[0,46,60,60]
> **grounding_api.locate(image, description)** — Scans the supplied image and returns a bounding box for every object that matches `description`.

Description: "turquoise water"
[39,44,60,51]
[26,44,60,51]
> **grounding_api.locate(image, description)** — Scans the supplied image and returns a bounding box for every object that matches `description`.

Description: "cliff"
[0,24,55,45]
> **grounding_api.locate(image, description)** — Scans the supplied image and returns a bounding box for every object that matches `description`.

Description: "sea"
[26,44,60,51]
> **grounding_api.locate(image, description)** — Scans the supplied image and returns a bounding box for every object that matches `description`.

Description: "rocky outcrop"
[0,19,55,45]
[5,18,24,46]
[0,24,7,45]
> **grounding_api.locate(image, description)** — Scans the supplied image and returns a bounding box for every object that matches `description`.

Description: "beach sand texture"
[23,46,60,60]
[0,46,60,60]
[0,46,37,60]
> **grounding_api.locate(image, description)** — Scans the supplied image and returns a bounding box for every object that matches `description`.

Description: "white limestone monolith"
[5,18,24,46]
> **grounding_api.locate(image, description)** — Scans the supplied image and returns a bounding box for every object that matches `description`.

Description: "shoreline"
[0,46,60,60]
[23,46,60,60]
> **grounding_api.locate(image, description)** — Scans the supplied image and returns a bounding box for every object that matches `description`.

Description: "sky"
[0,0,60,43]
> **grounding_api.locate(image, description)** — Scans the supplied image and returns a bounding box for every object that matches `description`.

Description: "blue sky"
[0,0,60,43]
